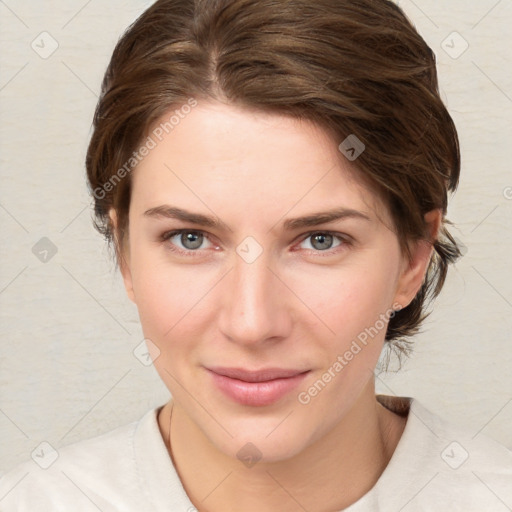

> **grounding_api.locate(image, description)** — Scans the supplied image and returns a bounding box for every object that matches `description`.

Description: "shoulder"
[408,398,512,471]
[373,396,512,511]
[0,409,157,511]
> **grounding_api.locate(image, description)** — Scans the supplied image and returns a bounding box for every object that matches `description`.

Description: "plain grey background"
[1,0,511,474]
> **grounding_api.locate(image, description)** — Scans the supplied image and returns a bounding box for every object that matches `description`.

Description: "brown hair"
[86,0,461,355]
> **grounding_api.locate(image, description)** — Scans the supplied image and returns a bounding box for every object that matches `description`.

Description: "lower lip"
[207,369,310,406]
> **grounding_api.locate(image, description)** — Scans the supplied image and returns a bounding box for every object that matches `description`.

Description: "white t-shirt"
[1,395,511,511]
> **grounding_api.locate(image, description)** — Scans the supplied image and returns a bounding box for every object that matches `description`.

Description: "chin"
[210,419,315,465]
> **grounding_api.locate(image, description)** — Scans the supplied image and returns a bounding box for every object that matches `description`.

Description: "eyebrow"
[282,207,371,230]
[143,205,230,231]
[143,205,371,231]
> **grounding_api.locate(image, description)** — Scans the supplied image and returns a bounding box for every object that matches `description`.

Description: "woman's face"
[119,101,422,461]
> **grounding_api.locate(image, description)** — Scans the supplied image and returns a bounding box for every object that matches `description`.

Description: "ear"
[109,209,135,304]
[393,209,442,309]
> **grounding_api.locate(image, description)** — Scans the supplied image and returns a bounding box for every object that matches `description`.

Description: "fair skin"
[112,101,440,511]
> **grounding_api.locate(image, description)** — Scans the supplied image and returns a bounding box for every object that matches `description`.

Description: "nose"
[218,250,292,347]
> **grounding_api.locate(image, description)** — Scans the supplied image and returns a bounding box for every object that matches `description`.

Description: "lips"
[208,366,308,382]
[206,366,310,406]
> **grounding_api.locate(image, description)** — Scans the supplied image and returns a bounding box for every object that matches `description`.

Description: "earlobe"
[109,209,136,304]
[393,210,442,309]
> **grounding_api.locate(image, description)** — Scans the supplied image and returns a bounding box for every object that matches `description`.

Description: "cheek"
[287,255,400,342]
[130,261,213,391]
[292,261,399,417]
[134,267,213,334]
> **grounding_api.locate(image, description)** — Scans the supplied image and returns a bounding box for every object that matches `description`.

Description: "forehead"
[131,101,388,225]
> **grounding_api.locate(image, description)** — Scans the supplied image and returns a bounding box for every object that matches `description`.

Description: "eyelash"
[160,229,352,258]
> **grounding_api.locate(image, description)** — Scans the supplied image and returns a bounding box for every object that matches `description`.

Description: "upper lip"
[206,366,310,382]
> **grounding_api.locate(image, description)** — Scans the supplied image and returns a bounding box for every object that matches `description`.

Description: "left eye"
[299,233,343,251]
[163,230,213,251]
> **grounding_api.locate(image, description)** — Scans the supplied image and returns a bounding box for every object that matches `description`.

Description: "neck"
[158,379,407,512]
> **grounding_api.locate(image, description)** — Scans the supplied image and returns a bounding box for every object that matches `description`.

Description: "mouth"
[205,366,311,406]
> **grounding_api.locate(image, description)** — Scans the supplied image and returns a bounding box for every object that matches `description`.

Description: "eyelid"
[293,230,353,252]
[161,229,217,256]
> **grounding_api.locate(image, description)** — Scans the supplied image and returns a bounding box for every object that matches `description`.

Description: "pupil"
[182,232,203,249]
[312,234,332,250]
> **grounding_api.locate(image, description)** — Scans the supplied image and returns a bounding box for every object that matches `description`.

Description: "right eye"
[161,229,216,255]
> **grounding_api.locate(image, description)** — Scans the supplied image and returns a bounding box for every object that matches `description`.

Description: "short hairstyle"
[86,0,462,357]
